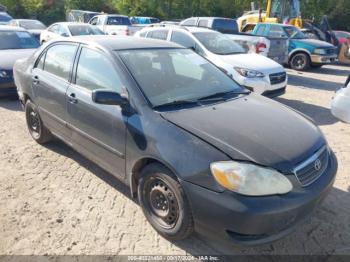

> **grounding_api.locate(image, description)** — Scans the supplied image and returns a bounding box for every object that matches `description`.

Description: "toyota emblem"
[314,159,322,171]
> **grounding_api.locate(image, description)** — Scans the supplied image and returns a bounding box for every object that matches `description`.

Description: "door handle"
[68,93,78,104]
[32,75,39,85]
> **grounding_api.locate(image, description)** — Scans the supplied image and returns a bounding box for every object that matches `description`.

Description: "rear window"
[107,16,131,26]
[0,31,39,50]
[212,19,238,34]
[68,25,104,36]
[0,13,11,23]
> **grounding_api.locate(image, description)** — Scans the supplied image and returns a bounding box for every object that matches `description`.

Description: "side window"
[76,47,123,92]
[58,25,69,36]
[44,44,77,81]
[147,30,169,40]
[171,31,195,48]
[198,19,208,28]
[139,31,147,37]
[90,17,98,25]
[35,52,46,70]
[255,25,266,36]
[48,25,59,33]
[182,19,196,26]
[268,25,287,38]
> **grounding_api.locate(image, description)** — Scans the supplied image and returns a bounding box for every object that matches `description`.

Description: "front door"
[66,46,127,177]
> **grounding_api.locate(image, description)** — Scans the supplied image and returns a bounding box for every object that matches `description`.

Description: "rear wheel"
[290,53,311,71]
[137,163,194,241]
[25,100,52,144]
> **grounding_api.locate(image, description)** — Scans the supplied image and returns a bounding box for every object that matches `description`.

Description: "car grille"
[293,146,329,187]
[325,48,337,55]
[269,72,287,85]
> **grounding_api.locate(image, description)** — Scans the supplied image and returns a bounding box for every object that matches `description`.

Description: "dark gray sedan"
[14,36,337,245]
[0,26,39,97]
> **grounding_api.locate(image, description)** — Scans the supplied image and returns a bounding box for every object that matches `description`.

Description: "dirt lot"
[0,64,349,256]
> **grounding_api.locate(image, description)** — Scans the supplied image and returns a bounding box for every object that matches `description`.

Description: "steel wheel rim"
[144,177,179,229]
[292,55,306,70]
[28,109,40,137]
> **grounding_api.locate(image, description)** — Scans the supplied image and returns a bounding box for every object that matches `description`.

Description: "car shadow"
[42,137,349,256]
[287,73,343,92]
[0,98,22,111]
[308,66,350,77]
[275,97,339,126]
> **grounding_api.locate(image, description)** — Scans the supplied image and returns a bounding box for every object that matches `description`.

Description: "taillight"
[256,42,267,54]
[125,29,130,36]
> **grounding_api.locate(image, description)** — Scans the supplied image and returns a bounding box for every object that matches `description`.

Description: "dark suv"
[180,17,238,34]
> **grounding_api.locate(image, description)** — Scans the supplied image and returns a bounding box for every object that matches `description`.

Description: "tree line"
[1,0,349,31]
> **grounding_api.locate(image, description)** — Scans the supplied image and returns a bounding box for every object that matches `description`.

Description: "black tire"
[137,163,194,241]
[25,100,52,144]
[290,53,311,71]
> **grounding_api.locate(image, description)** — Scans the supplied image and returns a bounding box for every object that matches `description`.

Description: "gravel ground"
[0,64,349,256]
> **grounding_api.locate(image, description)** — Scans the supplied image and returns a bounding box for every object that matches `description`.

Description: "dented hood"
[161,94,325,172]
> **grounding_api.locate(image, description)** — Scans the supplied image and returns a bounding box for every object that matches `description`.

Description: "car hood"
[294,38,334,48]
[161,94,325,172]
[218,53,284,73]
[0,49,36,70]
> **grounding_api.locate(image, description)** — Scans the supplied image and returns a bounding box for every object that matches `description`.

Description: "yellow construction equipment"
[237,0,303,31]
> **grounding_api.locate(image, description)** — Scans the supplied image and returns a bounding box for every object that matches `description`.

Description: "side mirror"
[92,90,129,106]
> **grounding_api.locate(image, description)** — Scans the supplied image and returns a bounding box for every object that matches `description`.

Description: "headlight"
[210,161,293,196]
[314,48,327,55]
[234,67,265,78]
[0,70,8,78]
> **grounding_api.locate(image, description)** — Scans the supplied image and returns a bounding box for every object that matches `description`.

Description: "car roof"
[142,25,216,34]
[51,22,93,26]
[0,25,28,31]
[56,35,184,51]
[12,19,42,22]
[184,17,235,20]
[95,14,129,18]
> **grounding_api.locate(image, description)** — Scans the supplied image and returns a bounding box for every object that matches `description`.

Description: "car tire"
[25,100,53,144]
[137,163,194,241]
[290,53,311,71]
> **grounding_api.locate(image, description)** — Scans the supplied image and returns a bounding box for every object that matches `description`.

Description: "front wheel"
[25,100,53,144]
[137,164,194,241]
[290,53,311,71]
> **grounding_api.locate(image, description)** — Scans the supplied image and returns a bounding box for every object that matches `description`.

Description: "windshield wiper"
[153,99,200,110]
[198,90,250,101]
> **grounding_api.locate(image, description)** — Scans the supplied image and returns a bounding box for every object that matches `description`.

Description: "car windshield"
[284,26,306,39]
[68,25,104,36]
[193,32,246,55]
[118,49,244,108]
[0,31,39,50]
[19,20,46,30]
[107,16,131,26]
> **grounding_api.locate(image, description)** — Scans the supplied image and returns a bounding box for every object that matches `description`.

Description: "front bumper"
[311,54,338,64]
[238,73,288,96]
[0,81,17,98]
[331,88,350,124]
[182,152,337,246]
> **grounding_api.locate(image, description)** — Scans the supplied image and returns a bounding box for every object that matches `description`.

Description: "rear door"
[32,43,78,140]
[66,46,127,177]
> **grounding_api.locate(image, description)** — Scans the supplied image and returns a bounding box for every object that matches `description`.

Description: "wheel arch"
[289,49,311,59]
[129,157,180,198]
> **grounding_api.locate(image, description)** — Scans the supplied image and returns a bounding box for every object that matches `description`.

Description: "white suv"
[135,26,288,97]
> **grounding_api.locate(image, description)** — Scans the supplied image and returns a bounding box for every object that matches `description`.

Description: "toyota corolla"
[14,36,337,245]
